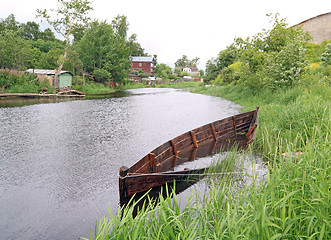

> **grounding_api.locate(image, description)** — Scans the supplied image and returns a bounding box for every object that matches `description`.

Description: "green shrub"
[320,43,331,66]
[0,71,54,93]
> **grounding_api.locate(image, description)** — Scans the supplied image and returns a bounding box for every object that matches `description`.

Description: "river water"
[0,88,264,239]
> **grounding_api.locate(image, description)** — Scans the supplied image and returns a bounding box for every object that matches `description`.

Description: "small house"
[177,66,199,77]
[26,69,73,88]
[131,56,155,75]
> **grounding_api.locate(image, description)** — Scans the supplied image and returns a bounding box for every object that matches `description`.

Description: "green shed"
[26,69,73,88]
[58,72,73,88]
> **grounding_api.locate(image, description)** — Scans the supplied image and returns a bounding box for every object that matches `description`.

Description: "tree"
[77,18,132,84]
[127,34,145,56]
[216,45,238,70]
[37,0,93,88]
[0,14,19,33]
[175,55,200,68]
[0,30,39,70]
[155,63,173,80]
[175,55,189,67]
[20,21,41,40]
[204,59,218,82]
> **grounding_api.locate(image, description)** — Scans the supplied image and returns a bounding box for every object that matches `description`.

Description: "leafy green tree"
[77,18,131,84]
[267,41,307,88]
[31,39,64,53]
[216,45,238,70]
[175,55,199,67]
[20,21,41,40]
[0,14,19,33]
[155,63,173,80]
[37,0,93,88]
[78,21,113,73]
[38,47,64,69]
[0,30,38,70]
[41,28,57,42]
[127,34,145,56]
[204,59,218,82]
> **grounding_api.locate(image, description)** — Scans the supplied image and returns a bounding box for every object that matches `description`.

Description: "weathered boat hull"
[119,107,259,199]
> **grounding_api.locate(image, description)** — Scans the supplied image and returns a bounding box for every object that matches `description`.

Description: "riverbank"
[83,84,330,239]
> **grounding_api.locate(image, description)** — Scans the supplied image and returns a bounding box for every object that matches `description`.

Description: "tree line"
[0,1,147,87]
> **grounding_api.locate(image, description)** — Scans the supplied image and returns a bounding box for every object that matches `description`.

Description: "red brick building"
[131,56,155,75]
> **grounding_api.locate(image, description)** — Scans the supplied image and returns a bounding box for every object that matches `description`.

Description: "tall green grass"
[157,81,202,89]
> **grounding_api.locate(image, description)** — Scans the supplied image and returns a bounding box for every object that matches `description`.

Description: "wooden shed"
[26,69,73,88]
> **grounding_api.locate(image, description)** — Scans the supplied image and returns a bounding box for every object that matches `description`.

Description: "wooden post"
[171,139,178,156]
[119,166,129,177]
[232,116,237,140]
[210,123,217,140]
[119,166,129,199]
[149,153,156,173]
[190,131,198,148]
[190,147,198,161]
[211,139,217,154]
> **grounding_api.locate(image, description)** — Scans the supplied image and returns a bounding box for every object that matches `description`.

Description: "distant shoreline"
[0,93,85,99]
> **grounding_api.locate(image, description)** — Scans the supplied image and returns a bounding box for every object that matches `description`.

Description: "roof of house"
[131,56,154,62]
[26,69,72,75]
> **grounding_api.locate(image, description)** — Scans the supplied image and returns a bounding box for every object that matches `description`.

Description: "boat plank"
[119,107,259,199]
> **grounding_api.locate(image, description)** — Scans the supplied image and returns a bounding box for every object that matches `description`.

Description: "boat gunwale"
[119,107,259,198]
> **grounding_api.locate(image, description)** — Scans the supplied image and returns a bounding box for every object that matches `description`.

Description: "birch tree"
[37,0,92,88]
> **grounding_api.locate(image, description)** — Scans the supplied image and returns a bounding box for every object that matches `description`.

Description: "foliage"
[72,82,116,94]
[206,14,312,90]
[0,71,55,93]
[263,40,307,89]
[93,68,111,83]
[0,8,147,92]
[212,62,242,86]
[157,80,202,89]
[36,0,93,88]
[155,63,175,80]
[320,43,331,66]
[174,55,199,67]
[0,30,38,70]
[127,34,145,56]
[0,14,65,71]
[36,0,93,40]
[205,45,239,83]
[77,17,132,84]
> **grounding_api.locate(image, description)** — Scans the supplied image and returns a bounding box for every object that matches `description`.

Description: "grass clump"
[157,81,202,89]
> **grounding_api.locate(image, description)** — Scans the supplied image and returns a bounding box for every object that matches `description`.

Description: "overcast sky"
[1,0,330,69]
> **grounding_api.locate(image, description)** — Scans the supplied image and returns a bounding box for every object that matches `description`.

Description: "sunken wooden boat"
[119,107,259,199]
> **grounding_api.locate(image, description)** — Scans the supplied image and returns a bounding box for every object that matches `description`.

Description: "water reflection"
[0,88,247,240]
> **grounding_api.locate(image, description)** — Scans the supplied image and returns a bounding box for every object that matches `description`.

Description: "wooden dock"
[0,91,85,99]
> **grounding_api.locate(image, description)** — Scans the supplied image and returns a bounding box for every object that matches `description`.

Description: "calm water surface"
[0,88,263,240]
